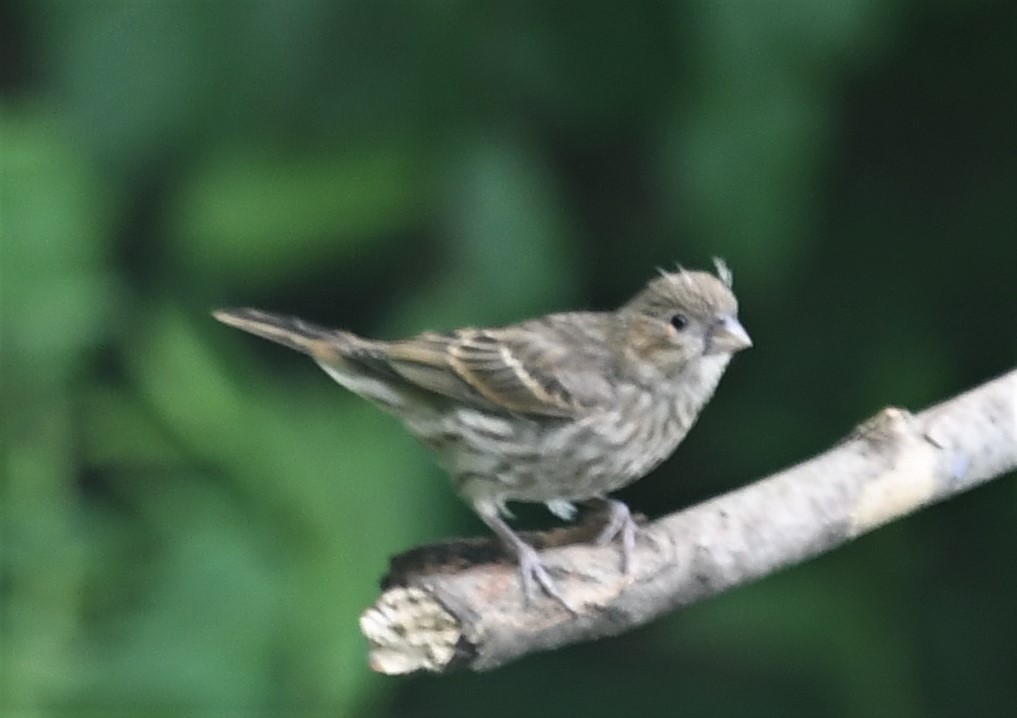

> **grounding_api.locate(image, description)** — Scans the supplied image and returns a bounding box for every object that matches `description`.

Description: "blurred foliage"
[1,1,1015,717]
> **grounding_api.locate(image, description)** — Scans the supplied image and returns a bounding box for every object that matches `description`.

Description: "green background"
[2,1,1015,716]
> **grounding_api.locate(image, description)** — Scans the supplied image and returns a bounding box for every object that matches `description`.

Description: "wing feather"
[380,325,585,417]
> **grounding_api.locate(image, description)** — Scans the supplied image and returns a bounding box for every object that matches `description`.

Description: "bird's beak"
[708,316,752,354]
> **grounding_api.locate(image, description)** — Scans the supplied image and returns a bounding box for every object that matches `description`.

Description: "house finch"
[213,260,750,606]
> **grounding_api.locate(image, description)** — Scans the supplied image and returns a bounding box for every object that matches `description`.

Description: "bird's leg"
[474,501,575,613]
[588,497,638,574]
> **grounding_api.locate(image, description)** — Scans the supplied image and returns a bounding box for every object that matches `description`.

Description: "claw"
[591,498,638,574]
[516,541,576,613]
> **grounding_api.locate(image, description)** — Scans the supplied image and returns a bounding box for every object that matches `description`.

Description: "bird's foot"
[591,498,638,574]
[515,541,577,614]
[479,503,577,613]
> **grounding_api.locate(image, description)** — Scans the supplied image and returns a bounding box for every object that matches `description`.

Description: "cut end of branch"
[360,586,462,675]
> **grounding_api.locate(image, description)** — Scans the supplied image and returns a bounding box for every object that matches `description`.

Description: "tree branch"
[359,368,1017,674]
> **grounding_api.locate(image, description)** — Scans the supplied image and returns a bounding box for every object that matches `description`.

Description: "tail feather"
[212,308,349,358]
[214,308,415,408]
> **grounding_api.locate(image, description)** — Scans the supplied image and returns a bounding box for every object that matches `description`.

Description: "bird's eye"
[669,313,689,331]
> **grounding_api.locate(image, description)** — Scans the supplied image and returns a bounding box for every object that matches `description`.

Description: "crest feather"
[712,257,733,288]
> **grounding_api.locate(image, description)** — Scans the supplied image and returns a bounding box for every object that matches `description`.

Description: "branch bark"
[360,368,1017,674]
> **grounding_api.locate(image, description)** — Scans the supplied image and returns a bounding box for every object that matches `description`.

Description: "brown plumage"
[213,260,751,606]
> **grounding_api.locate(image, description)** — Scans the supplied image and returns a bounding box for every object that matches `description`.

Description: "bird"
[213,259,751,607]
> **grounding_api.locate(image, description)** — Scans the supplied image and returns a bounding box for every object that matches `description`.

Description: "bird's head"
[621,259,751,376]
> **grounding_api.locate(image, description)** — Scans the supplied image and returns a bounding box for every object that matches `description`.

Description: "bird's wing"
[377,321,601,418]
